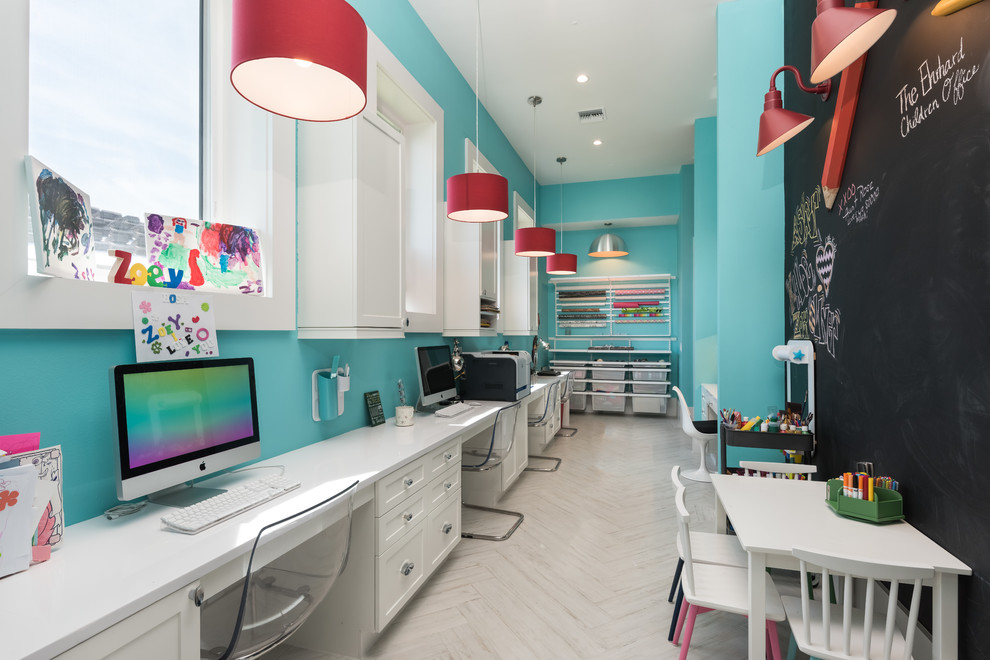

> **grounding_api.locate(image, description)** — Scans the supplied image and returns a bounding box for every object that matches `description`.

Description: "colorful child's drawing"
[9,446,64,550]
[131,290,219,363]
[25,156,95,280]
[146,213,264,295]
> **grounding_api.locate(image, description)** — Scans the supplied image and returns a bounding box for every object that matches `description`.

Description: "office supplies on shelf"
[160,474,301,534]
[434,402,473,418]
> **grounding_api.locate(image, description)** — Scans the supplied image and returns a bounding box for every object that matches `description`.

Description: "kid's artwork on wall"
[24,156,95,281]
[131,290,219,363]
[144,213,264,295]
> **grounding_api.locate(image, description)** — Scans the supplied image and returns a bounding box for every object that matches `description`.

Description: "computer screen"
[112,357,261,503]
[414,345,457,407]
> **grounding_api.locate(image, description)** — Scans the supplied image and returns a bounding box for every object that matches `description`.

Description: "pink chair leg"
[678,605,699,660]
[672,596,689,645]
[766,621,782,660]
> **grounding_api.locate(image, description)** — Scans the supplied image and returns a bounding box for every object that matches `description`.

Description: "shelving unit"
[549,274,676,416]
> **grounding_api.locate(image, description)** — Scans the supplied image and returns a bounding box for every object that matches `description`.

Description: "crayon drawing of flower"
[0,490,20,512]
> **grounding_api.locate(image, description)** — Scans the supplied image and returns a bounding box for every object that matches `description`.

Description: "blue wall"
[693,117,718,415]
[678,165,695,407]
[715,0,787,465]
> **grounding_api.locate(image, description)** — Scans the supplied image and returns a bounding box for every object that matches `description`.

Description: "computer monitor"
[414,345,457,408]
[111,357,261,506]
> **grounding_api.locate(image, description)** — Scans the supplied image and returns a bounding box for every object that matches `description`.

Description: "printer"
[459,351,532,402]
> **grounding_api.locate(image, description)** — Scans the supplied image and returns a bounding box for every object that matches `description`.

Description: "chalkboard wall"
[782,1,990,656]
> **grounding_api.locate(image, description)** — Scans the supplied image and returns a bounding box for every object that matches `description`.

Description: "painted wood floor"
[269,411,799,660]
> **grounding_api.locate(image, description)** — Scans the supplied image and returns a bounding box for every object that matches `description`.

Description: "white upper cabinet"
[501,193,539,336]
[444,218,501,337]
[297,32,443,339]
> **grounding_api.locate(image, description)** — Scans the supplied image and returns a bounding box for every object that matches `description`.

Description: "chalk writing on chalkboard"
[896,37,981,139]
[836,181,881,226]
[791,185,823,253]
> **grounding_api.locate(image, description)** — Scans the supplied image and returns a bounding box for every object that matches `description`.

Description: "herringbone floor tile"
[269,412,799,659]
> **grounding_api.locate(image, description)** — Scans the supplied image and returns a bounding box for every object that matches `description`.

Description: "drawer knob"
[403,512,414,522]
[442,522,453,535]
[400,561,415,576]
[444,452,454,461]
[403,477,414,487]
[444,482,453,490]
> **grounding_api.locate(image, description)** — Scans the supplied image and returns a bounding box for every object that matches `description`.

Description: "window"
[28,0,201,281]
[2,0,295,330]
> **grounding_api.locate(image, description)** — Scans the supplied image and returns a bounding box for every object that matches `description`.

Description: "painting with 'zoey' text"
[144,213,264,296]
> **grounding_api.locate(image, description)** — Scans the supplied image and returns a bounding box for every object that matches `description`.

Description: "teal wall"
[692,117,718,415]
[677,165,695,407]
[715,0,787,466]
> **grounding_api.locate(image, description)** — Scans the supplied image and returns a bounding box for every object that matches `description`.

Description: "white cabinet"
[297,31,444,339]
[56,583,200,660]
[443,220,502,336]
[501,239,538,335]
[298,115,405,339]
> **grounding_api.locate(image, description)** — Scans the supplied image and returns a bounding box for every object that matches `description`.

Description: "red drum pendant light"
[446,0,508,223]
[515,95,556,257]
[230,0,368,122]
[546,157,577,275]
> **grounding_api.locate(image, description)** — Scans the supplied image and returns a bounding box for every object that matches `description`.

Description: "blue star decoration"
[792,349,806,361]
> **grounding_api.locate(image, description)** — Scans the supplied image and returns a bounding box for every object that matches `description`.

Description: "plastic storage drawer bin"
[592,394,627,413]
[631,382,670,394]
[594,381,626,393]
[592,367,627,381]
[631,396,667,414]
[631,368,670,382]
[570,392,587,411]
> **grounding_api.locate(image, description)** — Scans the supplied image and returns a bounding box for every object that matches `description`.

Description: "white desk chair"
[671,485,786,659]
[671,386,717,482]
[781,546,933,660]
[525,379,562,472]
[199,480,358,660]
[461,402,525,541]
[667,466,748,642]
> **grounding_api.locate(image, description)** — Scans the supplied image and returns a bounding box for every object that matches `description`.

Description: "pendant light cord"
[558,159,564,252]
[532,101,538,224]
[474,0,480,173]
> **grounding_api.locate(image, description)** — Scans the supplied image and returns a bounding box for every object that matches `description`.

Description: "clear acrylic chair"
[555,371,578,437]
[461,402,525,541]
[199,480,358,660]
[781,546,933,660]
[525,379,562,472]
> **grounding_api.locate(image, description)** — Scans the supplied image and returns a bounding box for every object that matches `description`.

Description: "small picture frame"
[364,391,385,427]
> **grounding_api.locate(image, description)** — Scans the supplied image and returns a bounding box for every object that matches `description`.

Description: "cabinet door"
[501,239,537,335]
[56,583,200,660]
[356,118,404,329]
[480,221,499,300]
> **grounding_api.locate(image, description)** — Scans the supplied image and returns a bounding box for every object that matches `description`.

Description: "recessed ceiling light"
[576,74,589,84]
[593,139,603,146]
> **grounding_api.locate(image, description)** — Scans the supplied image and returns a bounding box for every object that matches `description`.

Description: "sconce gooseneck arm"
[769,65,832,101]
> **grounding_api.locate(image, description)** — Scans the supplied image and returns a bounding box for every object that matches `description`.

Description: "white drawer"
[426,438,461,478]
[376,489,427,554]
[425,494,461,574]
[426,462,460,511]
[376,523,426,630]
[376,454,428,516]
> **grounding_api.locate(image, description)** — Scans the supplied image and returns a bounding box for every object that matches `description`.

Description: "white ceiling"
[408,0,729,186]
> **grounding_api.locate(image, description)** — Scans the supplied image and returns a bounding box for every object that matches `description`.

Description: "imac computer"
[111,357,261,507]
[414,345,458,410]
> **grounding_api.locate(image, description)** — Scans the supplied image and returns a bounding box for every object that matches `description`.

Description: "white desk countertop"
[2,381,553,660]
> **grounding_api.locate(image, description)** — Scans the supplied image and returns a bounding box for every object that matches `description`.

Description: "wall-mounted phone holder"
[313,355,350,421]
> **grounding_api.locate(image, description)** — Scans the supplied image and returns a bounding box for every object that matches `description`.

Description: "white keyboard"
[160,474,301,534]
[435,402,473,418]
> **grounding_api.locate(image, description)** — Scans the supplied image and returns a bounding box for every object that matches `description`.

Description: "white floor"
[268,411,801,659]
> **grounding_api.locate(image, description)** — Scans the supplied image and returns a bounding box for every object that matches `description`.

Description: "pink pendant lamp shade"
[810,0,896,83]
[546,252,577,275]
[756,66,831,157]
[230,0,368,122]
[447,173,509,222]
[546,156,577,275]
[514,227,556,257]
